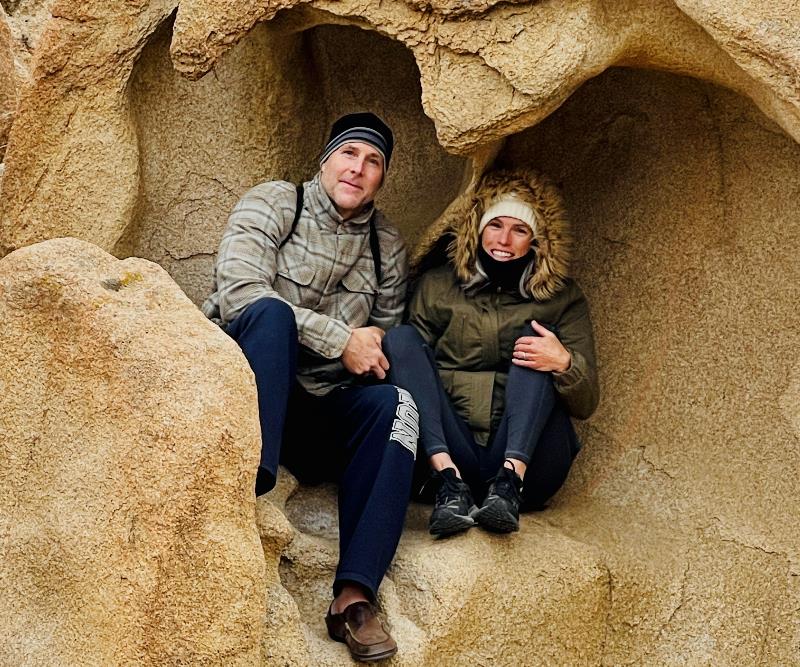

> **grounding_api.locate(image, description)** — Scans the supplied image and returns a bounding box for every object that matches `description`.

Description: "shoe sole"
[328,627,398,663]
[474,503,519,533]
[348,644,398,663]
[429,510,476,537]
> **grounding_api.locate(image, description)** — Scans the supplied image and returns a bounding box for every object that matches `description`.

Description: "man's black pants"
[225,297,417,600]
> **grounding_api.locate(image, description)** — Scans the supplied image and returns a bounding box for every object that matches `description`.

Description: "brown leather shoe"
[325,600,398,662]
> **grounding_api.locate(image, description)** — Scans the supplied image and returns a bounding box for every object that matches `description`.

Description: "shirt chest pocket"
[339,266,378,327]
[275,263,316,308]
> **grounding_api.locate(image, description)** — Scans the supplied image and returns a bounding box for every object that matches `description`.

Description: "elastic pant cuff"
[333,573,378,603]
[424,446,450,458]
[503,451,531,466]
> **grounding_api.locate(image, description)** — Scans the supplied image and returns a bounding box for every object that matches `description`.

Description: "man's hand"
[512,320,571,372]
[341,326,390,379]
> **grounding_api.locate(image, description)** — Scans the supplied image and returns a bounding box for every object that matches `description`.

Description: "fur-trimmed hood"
[412,168,573,301]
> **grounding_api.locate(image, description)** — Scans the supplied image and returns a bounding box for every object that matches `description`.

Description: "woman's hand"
[512,320,571,372]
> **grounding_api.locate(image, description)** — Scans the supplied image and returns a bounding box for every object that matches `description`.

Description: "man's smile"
[339,179,362,191]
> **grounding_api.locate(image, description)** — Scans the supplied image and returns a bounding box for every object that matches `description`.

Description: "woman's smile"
[481,216,534,261]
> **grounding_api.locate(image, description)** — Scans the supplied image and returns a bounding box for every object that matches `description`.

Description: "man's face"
[320,142,384,220]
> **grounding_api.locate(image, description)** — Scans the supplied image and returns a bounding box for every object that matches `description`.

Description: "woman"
[383,168,599,536]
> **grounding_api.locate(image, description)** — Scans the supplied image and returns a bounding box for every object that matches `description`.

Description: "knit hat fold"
[320,112,394,169]
[478,195,537,235]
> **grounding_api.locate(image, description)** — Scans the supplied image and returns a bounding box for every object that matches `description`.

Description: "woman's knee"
[519,321,535,337]
[383,324,425,359]
[507,360,554,391]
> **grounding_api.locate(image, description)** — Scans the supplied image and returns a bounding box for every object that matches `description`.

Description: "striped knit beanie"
[320,112,394,170]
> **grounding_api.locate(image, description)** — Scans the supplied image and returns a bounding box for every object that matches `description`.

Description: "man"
[202,112,417,662]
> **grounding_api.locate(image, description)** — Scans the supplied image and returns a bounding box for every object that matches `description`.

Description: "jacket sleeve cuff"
[553,350,586,388]
[325,321,352,358]
[297,317,351,359]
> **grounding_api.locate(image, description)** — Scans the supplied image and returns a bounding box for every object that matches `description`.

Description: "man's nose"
[349,157,365,174]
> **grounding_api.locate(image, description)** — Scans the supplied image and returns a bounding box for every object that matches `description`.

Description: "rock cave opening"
[116,11,800,660]
[486,67,799,535]
[274,64,800,664]
[120,15,467,306]
[0,1,798,661]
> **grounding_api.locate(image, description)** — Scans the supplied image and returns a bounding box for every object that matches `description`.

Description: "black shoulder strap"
[278,183,304,249]
[279,182,382,283]
[368,213,382,284]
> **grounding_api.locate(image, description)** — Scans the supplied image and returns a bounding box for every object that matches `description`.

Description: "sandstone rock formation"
[0,1,798,665]
[0,0,55,71]
[278,481,610,666]
[0,1,55,160]
[0,8,20,160]
[170,0,800,151]
[0,238,266,666]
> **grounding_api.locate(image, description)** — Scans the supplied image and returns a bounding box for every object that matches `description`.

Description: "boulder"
[0,237,266,666]
[278,483,609,666]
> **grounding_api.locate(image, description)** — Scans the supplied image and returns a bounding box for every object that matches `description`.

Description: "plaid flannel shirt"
[202,174,408,395]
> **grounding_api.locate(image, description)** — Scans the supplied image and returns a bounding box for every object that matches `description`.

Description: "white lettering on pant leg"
[390,387,418,459]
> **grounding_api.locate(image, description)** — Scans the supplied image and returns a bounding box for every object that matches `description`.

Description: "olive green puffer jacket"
[408,266,598,446]
[407,168,599,446]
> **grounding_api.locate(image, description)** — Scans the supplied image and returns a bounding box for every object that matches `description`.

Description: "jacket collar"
[464,255,536,298]
[412,168,572,302]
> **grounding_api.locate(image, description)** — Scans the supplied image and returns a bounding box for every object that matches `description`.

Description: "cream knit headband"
[478,195,537,235]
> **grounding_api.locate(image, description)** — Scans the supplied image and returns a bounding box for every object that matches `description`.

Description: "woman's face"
[480,216,534,261]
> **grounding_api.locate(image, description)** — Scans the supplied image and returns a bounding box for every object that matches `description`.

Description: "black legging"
[383,324,579,510]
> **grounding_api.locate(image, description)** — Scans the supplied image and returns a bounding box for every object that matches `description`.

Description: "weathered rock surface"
[170,0,800,150]
[277,482,610,666]
[0,8,20,160]
[0,0,55,71]
[0,0,56,161]
[0,1,798,665]
[0,238,266,665]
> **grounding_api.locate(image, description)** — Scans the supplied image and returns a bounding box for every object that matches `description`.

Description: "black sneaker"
[474,465,522,533]
[428,468,477,537]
